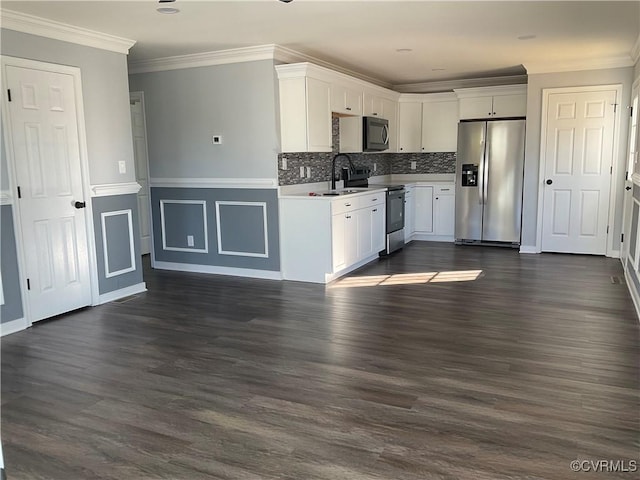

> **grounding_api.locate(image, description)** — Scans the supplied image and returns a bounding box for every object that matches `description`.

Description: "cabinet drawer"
[361,192,385,207]
[435,185,454,195]
[332,197,361,215]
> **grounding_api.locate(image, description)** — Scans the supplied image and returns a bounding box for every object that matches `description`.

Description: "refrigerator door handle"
[483,139,490,206]
[478,140,486,205]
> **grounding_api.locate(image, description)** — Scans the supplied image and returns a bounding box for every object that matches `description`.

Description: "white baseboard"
[154,261,282,280]
[624,268,640,321]
[95,282,147,305]
[519,245,539,254]
[608,249,620,259]
[323,254,379,284]
[0,317,27,336]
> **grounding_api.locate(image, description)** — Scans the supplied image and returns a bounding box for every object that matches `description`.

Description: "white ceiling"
[2,0,639,90]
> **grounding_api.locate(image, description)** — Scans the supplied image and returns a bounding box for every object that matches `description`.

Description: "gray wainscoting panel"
[160,200,208,252]
[216,203,268,257]
[92,194,144,294]
[151,188,280,271]
[0,206,24,323]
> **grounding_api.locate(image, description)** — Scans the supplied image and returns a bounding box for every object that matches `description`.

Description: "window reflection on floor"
[330,270,483,288]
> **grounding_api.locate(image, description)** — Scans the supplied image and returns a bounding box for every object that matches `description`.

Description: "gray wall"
[151,187,280,271]
[0,206,23,323]
[92,194,144,294]
[1,29,135,185]
[522,67,634,250]
[129,60,279,179]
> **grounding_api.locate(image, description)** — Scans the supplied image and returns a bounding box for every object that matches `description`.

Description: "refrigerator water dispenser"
[461,164,478,187]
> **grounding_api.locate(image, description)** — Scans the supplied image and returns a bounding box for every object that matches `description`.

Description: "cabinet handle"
[373,112,378,116]
[372,198,378,201]
[345,203,351,207]
[346,107,352,111]
[346,215,351,219]
[440,188,450,191]
[373,208,378,212]
[435,197,439,200]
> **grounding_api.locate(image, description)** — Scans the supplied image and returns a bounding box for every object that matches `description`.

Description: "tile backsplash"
[277,118,456,186]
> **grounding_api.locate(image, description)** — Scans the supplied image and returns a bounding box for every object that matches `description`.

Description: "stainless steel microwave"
[363,116,389,152]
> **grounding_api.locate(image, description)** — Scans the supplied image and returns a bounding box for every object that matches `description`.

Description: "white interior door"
[541,88,617,254]
[6,64,92,322]
[130,94,151,255]
[621,87,639,264]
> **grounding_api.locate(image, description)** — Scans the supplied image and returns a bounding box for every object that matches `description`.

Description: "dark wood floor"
[2,243,638,479]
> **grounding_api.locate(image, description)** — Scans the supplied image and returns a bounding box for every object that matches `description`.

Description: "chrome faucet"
[331,153,352,190]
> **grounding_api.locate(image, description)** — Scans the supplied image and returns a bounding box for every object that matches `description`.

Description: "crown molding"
[393,74,528,94]
[129,44,281,74]
[632,34,640,66]
[524,56,635,75]
[0,9,135,54]
[128,42,392,88]
[454,84,527,98]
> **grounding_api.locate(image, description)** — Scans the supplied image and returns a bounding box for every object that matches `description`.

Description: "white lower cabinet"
[404,186,415,242]
[413,183,455,241]
[281,191,386,283]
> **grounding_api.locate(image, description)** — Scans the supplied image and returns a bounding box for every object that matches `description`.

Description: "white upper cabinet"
[363,92,385,117]
[398,101,423,153]
[277,65,332,153]
[455,85,527,120]
[421,94,459,152]
[331,82,363,115]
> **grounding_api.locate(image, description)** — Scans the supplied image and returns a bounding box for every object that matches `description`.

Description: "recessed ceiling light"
[518,34,537,40]
[157,7,179,14]
[396,48,413,54]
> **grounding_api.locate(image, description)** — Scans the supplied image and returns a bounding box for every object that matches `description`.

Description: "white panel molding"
[624,268,640,321]
[0,9,136,54]
[519,245,539,254]
[215,201,269,258]
[524,56,635,75]
[154,261,282,281]
[0,270,4,306]
[0,318,27,337]
[0,190,12,205]
[160,199,208,253]
[101,209,136,278]
[95,282,147,306]
[91,182,142,197]
[150,177,277,189]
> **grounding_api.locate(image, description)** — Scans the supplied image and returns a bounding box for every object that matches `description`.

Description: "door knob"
[74,201,86,209]
[626,186,632,191]
[545,179,553,185]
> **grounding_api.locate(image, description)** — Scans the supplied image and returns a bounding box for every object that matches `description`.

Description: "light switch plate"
[118,161,126,174]
[281,157,288,170]
[410,161,417,170]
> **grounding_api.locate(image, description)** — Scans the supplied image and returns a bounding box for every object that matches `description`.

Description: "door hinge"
[613,103,618,113]
[607,225,610,234]
[630,105,634,118]
[621,233,624,243]
[26,278,30,290]
[17,186,21,199]
[610,166,613,174]
[7,89,11,102]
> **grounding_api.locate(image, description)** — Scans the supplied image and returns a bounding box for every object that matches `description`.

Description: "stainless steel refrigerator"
[455,119,525,246]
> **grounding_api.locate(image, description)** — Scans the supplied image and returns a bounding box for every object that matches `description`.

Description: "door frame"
[129,91,154,261]
[536,84,624,257]
[1,55,98,328]
[621,77,640,266]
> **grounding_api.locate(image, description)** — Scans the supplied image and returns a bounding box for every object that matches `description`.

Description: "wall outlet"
[281,157,288,170]
[373,163,377,172]
[300,166,305,178]
[118,160,126,174]
[306,166,311,178]
[187,235,194,247]
[212,135,222,144]
[410,161,417,170]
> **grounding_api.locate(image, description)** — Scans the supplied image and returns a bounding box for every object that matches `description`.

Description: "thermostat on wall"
[212,135,222,144]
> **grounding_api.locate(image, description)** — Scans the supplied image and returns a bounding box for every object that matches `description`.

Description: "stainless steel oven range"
[378,184,406,255]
